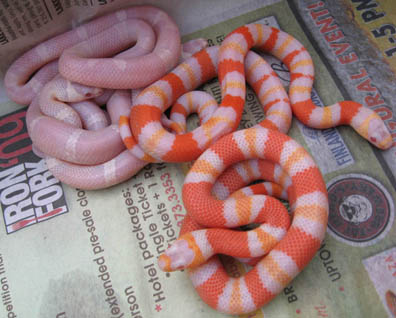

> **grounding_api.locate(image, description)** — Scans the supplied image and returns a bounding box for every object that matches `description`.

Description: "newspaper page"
[0,0,395,317]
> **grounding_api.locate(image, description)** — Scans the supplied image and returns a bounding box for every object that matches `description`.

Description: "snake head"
[64,79,104,102]
[367,117,393,150]
[158,239,196,272]
[43,75,104,103]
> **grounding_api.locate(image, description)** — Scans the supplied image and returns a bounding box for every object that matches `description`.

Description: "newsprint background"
[0,0,395,317]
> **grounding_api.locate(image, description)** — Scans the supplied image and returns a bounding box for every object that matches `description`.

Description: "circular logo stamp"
[326,174,394,246]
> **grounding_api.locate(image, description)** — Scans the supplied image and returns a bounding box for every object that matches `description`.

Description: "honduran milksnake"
[153,24,391,314]
[3,7,392,315]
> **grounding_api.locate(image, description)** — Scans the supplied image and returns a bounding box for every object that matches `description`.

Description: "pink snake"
[4,6,208,189]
